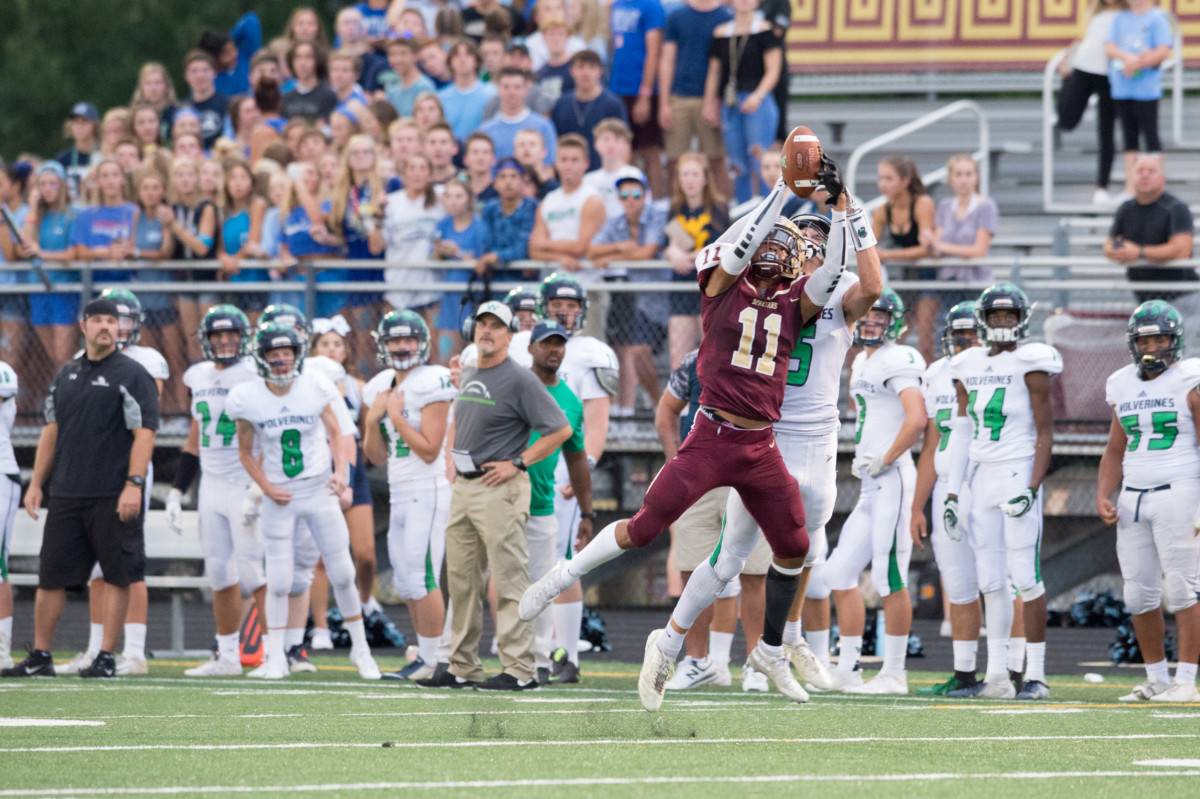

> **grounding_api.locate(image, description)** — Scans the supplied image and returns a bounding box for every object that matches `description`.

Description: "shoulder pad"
[459,344,478,369]
[182,361,212,389]
[361,369,395,406]
[574,336,619,369]
[412,365,454,395]
[882,345,926,379]
[305,355,346,383]
[1015,342,1063,375]
[948,346,979,379]
[1105,364,1136,407]
[307,371,338,396]
[594,366,619,397]
[1172,358,1200,389]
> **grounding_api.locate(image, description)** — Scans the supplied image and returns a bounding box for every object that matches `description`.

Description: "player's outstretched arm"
[1096,411,1125,526]
[699,177,790,297]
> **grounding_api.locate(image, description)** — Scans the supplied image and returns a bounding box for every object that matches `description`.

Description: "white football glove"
[1000,488,1037,518]
[943,495,961,542]
[165,488,184,536]
[850,455,891,479]
[242,483,263,536]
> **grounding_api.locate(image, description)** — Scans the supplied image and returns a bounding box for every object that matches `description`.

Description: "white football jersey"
[951,342,1062,464]
[183,359,258,483]
[848,341,926,460]
[922,357,960,478]
[1106,357,1200,487]
[0,360,18,475]
[362,364,457,485]
[226,372,342,489]
[304,355,358,439]
[776,272,858,436]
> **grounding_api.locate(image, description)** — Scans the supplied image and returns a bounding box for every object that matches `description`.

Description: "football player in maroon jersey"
[521,155,883,708]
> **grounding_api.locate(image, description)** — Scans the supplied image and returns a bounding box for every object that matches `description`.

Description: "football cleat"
[822,669,864,692]
[1,650,55,678]
[57,650,98,675]
[286,645,317,674]
[786,640,834,690]
[309,628,334,651]
[115,655,149,676]
[665,656,719,690]
[1016,679,1050,700]
[637,630,674,712]
[185,656,242,677]
[1118,679,1171,702]
[351,647,381,680]
[476,672,540,691]
[916,674,978,696]
[741,663,769,693]
[415,669,475,689]
[845,671,908,695]
[248,658,289,680]
[518,561,572,621]
[536,667,552,686]
[383,657,436,681]
[79,652,117,679]
[948,677,1015,699]
[747,645,809,703]
[1150,681,1200,703]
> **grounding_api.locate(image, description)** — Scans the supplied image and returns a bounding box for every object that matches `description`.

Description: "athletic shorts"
[39,496,145,590]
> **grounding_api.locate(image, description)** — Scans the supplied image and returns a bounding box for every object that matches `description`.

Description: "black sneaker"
[549,658,580,685]
[476,672,539,692]
[1,650,55,678]
[79,651,117,679]
[415,669,477,689]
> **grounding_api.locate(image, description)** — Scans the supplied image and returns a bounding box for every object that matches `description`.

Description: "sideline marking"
[0,719,105,727]
[1134,759,1200,768]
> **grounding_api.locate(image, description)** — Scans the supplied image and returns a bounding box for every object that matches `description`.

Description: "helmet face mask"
[1127,300,1184,378]
[942,301,980,357]
[373,309,430,370]
[749,220,805,285]
[975,283,1032,345]
[540,273,587,335]
[260,303,310,337]
[854,287,906,348]
[503,286,541,332]
[199,304,250,366]
[253,324,307,386]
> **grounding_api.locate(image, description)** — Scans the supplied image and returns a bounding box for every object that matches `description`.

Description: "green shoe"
[916,674,974,696]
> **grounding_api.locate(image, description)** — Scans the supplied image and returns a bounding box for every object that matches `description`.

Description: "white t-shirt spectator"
[381,188,446,310]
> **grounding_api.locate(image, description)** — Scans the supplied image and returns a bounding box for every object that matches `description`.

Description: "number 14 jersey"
[183,359,258,483]
[1105,358,1200,487]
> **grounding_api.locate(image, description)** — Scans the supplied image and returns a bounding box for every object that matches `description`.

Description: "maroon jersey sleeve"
[696,274,810,423]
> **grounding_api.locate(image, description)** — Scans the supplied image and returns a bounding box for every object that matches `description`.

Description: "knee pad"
[239,559,266,594]
[393,569,431,602]
[712,549,746,583]
[1124,578,1162,616]
[1163,571,1197,613]
[805,562,831,600]
[1020,581,1045,602]
[323,549,357,590]
[290,567,315,597]
[266,556,294,598]
[717,576,741,600]
[205,556,239,593]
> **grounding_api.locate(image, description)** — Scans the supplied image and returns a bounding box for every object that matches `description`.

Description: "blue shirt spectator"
[1107,6,1173,101]
[664,1,732,97]
[550,54,629,170]
[479,195,539,269]
[609,0,665,96]
[480,112,559,165]
[439,81,497,142]
[213,12,262,97]
[433,211,487,331]
[70,201,137,283]
[356,1,392,41]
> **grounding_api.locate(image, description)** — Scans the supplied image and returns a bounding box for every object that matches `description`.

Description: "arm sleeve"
[666,355,693,401]
[886,376,922,394]
[697,179,789,280]
[1170,201,1194,236]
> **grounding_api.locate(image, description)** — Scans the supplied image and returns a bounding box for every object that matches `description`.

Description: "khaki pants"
[446,472,535,682]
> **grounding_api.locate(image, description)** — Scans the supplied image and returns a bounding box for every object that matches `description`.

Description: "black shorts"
[39,496,145,590]
[607,291,666,349]
[350,444,373,508]
[620,94,664,151]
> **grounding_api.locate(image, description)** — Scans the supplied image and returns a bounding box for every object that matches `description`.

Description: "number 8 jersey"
[226,371,344,490]
[950,342,1062,463]
[183,359,259,483]
[1105,357,1200,487]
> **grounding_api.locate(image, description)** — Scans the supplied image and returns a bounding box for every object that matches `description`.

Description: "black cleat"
[415,669,477,689]
[1,650,56,678]
[476,672,539,692]
[79,652,117,679]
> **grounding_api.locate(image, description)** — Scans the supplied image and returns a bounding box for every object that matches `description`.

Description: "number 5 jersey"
[1105,357,1200,486]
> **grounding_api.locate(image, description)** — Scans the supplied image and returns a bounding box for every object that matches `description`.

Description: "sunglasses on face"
[618,189,643,199]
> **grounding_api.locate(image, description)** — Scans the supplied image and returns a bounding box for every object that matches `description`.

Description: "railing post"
[304,262,318,320]
[1053,219,1072,310]
[80,263,94,303]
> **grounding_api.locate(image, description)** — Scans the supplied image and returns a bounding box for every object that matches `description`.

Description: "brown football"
[781,125,822,198]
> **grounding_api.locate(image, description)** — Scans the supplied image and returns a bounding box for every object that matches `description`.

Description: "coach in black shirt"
[2,299,159,679]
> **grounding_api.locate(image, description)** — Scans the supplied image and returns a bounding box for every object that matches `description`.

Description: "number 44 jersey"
[183,359,259,483]
[1106,357,1200,487]
[226,371,344,490]
[950,342,1062,464]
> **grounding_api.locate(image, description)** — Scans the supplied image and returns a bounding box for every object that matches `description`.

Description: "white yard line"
[0,720,105,727]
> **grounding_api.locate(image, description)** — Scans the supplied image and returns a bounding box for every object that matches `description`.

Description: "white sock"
[952,639,978,673]
[552,601,583,665]
[805,629,830,666]
[757,640,782,660]
[709,631,734,666]
[0,616,11,641]
[982,590,1012,679]
[362,596,382,616]
[417,634,439,665]
[658,624,686,660]
[882,634,908,677]
[1146,659,1170,685]
[123,623,147,660]
[669,562,727,632]
[285,627,305,649]
[837,634,862,673]
[87,622,104,654]
[216,632,240,663]
[267,630,286,664]
[783,619,802,646]
[564,522,625,579]
[436,601,453,663]
[1176,661,1198,686]
[344,617,368,651]
[1024,641,1046,683]
[259,632,271,661]
[1008,636,1027,674]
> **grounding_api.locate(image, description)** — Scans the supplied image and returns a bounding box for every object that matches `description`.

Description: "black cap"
[82,298,121,320]
[531,319,569,342]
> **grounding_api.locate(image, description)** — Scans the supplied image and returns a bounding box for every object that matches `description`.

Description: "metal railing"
[845,99,990,214]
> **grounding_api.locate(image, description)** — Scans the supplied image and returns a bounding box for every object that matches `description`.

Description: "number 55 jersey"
[1106,357,1200,487]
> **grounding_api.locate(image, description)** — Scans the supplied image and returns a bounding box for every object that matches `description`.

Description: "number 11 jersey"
[183,359,258,483]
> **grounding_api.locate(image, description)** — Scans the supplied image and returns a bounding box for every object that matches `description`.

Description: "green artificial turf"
[0,654,1197,798]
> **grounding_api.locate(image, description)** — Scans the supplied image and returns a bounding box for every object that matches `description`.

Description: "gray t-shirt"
[454,356,568,468]
[934,195,999,282]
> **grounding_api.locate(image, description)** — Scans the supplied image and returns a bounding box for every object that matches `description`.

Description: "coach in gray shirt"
[419,300,570,691]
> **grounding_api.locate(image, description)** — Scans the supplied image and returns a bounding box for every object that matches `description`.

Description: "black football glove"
[817,152,845,203]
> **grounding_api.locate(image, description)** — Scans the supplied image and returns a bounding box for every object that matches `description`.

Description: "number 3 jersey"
[226,371,343,489]
[922,356,959,478]
[950,343,1062,464]
[1105,357,1200,486]
[183,359,258,483]
[694,249,812,423]
[362,364,457,486]
[848,342,926,459]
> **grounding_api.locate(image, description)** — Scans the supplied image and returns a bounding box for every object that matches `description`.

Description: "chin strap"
[703,178,790,277]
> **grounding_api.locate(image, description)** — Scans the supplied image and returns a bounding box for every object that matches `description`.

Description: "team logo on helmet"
[1127,300,1184,378]
[252,323,307,386]
[975,282,1032,345]
[373,309,431,370]
[199,304,251,366]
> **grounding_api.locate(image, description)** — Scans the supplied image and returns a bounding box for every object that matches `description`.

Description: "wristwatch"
[126,475,145,489]
[580,511,598,521]
[512,456,527,472]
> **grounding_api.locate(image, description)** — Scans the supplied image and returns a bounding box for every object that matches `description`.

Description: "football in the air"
[781,126,822,198]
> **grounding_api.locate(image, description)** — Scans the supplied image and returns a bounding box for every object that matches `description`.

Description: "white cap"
[474,300,514,326]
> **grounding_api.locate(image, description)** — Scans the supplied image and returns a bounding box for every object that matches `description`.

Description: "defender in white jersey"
[910,302,985,696]
[946,282,1061,700]
[170,306,265,677]
[0,360,19,669]
[363,310,457,681]
[228,323,380,680]
[1098,301,1200,703]
[823,288,926,694]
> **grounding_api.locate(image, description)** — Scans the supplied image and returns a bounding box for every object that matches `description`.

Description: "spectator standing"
[21,162,80,369]
[584,118,637,218]
[329,50,370,109]
[463,0,523,42]
[0,165,29,367]
[425,123,460,184]
[525,0,587,71]
[528,135,607,288]
[573,0,611,64]
[382,39,436,116]
[476,158,540,280]
[703,0,782,203]
[281,161,343,318]
[433,179,488,354]
[201,12,263,97]
[419,40,454,89]
[550,51,629,171]
[217,160,271,317]
[513,129,561,199]
[1105,0,1173,198]
[586,167,669,419]
[282,41,339,122]
[483,46,557,117]
[609,0,666,198]
[480,67,560,164]
[130,104,164,157]
[355,0,393,43]
[1104,155,1195,305]
[417,301,570,690]
[2,299,158,679]
[658,0,733,198]
[413,92,448,134]
[463,132,499,202]
[56,103,99,201]
[929,155,999,312]
[282,7,330,51]
[329,135,387,360]
[1057,0,1125,205]
[130,64,178,145]
[72,159,137,286]
[535,18,576,103]
[758,0,792,143]
[183,51,229,149]
[438,40,497,142]
[167,157,219,363]
[99,108,133,161]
